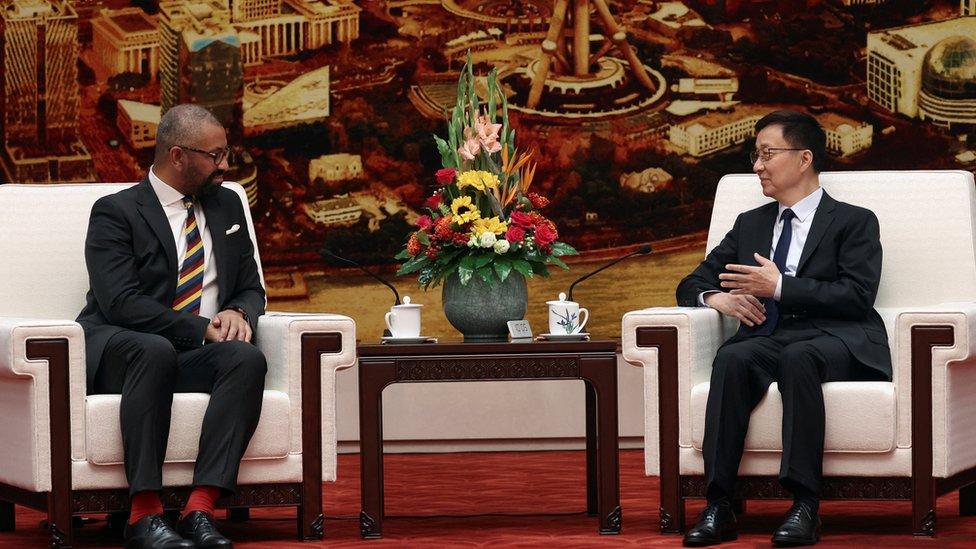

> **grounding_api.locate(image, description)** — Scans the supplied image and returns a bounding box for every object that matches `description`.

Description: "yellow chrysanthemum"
[471,216,508,236]
[456,170,500,192]
[450,196,481,224]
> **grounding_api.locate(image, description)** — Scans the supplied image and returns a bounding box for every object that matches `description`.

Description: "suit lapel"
[747,202,779,263]
[135,179,179,282]
[796,192,837,274]
[201,193,230,303]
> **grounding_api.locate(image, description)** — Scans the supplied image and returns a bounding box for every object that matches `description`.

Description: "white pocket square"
[225,224,241,235]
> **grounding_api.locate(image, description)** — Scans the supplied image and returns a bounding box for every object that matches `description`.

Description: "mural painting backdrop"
[1,0,975,339]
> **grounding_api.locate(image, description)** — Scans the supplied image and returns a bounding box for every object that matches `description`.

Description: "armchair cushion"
[85,391,291,465]
[690,381,896,453]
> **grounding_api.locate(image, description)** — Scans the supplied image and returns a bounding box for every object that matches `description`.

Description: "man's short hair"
[754,110,828,173]
[155,104,222,162]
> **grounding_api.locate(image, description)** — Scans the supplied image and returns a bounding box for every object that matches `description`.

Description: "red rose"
[534,224,558,251]
[505,225,525,243]
[527,192,549,209]
[407,233,422,256]
[416,215,433,230]
[509,210,534,228]
[425,193,442,209]
[435,168,457,185]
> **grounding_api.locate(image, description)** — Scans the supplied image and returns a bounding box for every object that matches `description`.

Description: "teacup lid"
[546,292,576,306]
[394,295,423,308]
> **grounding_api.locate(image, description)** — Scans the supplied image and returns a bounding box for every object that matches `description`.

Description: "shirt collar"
[148,165,188,208]
[778,187,823,223]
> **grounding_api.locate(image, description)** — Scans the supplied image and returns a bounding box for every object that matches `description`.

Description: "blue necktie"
[750,208,794,337]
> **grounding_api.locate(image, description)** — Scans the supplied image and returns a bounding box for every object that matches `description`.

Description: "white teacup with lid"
[384,296,423,338]
[546,292,589,335]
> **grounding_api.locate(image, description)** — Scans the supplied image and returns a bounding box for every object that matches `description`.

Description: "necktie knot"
[182,197,193,210]
[780,208,795,223]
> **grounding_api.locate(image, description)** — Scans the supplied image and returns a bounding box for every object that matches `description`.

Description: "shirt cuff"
[698,290,720,307]
[773,275,783,301]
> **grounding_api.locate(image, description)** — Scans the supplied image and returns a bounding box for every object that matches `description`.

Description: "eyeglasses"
[750,148,806,165]
[176,145,229,165]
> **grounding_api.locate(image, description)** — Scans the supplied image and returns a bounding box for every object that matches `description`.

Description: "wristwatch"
[222,306,249,322]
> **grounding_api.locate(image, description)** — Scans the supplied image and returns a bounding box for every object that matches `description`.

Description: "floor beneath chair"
[2,450,974,548]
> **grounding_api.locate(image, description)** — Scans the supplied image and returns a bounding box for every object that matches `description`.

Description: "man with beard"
[77,104,267,549]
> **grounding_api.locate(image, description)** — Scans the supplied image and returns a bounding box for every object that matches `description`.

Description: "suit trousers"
[92,330,267,495]
[702,318,881,501]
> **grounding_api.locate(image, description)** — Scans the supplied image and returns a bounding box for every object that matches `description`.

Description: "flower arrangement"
[395,55,577,288]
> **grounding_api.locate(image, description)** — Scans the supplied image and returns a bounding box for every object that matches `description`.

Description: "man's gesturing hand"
[209,309,252,342]
[704,292,767,327]
[719,253,780,298]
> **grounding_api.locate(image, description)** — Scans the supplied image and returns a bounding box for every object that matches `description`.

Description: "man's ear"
[799,150,814,173]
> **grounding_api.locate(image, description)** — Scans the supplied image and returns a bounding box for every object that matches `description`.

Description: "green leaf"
[547,256,569,270]
[531,262,550,277]
[394,249,410,260]
[433,135,455,169]
[476,265,494,284]
[550,241,578,257]
[512,259,533,278]
[458,264,474,285]
[473,252,494,269]
[416,230,430,246]
[459,254,478,271]
[493,257,513,281]
[396,255,430,276]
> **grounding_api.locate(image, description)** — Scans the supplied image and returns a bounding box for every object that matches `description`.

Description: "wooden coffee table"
[356,338,621,538]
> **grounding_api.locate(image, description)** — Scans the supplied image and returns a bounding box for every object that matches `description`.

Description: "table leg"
[358,360,397,539]
[585,381,597,516]
[580,355,621,535]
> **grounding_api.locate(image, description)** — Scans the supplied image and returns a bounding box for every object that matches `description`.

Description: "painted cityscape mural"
[2,0,975,338]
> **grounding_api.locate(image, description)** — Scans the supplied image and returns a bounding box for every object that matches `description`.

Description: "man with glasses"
[676,110,891,546]
[77,104,266,548]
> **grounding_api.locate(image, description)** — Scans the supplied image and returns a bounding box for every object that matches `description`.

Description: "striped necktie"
[173,197,204,315]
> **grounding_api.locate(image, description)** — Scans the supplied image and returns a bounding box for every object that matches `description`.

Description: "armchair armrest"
[888,303,976,478]
[0,317,85,492]
[257,312,356,481]
[621,306,725,475]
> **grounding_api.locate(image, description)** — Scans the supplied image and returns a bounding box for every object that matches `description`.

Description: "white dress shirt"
[700,187,823,306]
[149,166,220,319]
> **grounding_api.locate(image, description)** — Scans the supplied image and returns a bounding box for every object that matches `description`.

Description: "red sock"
[182,485,221,518]
[129,491,163,525]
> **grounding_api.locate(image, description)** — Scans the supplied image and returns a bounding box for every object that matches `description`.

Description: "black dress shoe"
[683,500,738,547]
[771,502,821,546]
[177,511,233,548]
[123,514,194,549]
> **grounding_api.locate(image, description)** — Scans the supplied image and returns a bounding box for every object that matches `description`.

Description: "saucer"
[381,336,435,344]
[538,332,590,341]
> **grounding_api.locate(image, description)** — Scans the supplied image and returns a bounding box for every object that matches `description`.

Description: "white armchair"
[0,183,356,548]
[622,170,976,536]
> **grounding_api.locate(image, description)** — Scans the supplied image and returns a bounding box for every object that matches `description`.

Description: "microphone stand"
[568,244,653,302]
[320,249,401,337]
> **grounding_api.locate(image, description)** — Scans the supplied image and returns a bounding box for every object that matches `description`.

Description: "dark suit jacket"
[676,191,892,381]
[77,178,266,392]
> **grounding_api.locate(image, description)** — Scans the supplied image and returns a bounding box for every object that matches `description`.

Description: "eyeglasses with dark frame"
[750,148,806,165]
[175,145,230,165]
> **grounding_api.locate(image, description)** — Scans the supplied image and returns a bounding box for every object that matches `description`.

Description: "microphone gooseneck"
[567,244,653,302]
[320,248,401,305]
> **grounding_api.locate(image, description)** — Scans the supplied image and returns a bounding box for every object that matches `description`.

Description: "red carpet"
[1,449,973,547]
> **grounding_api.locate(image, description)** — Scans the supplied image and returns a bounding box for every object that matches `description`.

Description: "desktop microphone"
[567,244,653,302]
[320,248,402,306]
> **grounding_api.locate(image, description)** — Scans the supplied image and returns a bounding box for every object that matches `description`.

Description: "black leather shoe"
[683,500,738,547]
[123,514,194,549]
[177,511,233,548]
[771,502,821,546]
